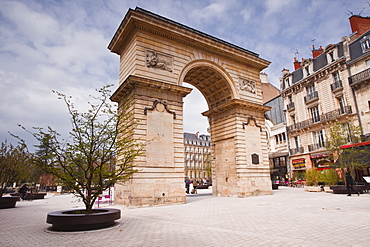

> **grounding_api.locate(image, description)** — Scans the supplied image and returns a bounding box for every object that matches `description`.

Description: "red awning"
[340,141,370,149]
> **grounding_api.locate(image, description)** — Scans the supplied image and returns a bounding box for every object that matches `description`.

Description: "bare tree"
[20,85,143,213]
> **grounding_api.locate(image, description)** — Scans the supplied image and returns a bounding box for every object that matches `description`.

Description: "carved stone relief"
[239,78,256,93]
[144,100,176,119]
[146,50,173,72]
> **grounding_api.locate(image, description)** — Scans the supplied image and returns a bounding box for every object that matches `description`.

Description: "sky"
[0,0,369,149]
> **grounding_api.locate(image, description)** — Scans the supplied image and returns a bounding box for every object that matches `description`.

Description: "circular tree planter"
[0,196,20,209]
[47,208,120,231]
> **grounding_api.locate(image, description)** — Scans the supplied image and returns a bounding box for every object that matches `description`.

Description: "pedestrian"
[185,178,190,194]
[345,171,359,196]
[19,184,28,199]
[192,179,198,194]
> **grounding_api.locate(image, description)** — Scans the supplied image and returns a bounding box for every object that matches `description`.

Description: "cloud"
[0,0,368,147]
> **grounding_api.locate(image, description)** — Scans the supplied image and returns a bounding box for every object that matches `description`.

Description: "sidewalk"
[0,186,369,246]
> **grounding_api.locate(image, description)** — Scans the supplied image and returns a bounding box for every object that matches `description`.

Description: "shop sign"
[292,158,306,169]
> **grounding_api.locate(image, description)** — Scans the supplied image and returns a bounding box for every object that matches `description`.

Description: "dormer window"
[361,36,370,52]
[305,66,310,76]
[329,51,335,62]
[285,78,290,87]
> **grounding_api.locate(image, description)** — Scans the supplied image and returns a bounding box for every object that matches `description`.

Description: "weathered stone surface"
[109,8,272,207]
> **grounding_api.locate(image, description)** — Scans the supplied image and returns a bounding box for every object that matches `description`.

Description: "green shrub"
[305,168,320,186]
[320,169,339,186]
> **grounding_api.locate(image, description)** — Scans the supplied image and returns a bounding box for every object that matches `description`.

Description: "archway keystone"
[109,7,272,206]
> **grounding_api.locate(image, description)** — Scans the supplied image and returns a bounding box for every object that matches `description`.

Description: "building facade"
[184,132,212,181]
[347,15,370,139]
[264,95,289,184]
[280,15,370,180]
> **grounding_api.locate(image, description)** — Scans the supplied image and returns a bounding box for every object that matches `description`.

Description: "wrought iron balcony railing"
[287,106,352,132]
[286,102,295,111]
[304,91,319,103]
[349,68,370,86]
[290,147,304,155]
[330,80,343,91]
[308,142,326,152]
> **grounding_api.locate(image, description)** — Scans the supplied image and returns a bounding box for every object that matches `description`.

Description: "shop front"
[339,141,370,181]
[310,153,333,171]
[269,153,289,185]
[291,157,307,185]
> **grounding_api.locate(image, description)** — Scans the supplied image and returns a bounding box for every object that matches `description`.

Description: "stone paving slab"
[0,187,370,246]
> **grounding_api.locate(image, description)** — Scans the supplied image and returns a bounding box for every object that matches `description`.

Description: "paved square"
[0,187,369,246]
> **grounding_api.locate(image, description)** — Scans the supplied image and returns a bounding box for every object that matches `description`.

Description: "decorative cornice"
[108,7,270,70]
[110,75,192,102]
[202,98,271,117]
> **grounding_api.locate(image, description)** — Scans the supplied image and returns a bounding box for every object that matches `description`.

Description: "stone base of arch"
[204,100,273,198]
[111,76,192,207]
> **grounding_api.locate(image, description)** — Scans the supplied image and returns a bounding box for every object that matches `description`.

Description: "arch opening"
[181,64,235,110]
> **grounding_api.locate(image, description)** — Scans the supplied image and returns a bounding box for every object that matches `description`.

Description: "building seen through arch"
[184,132,212,182]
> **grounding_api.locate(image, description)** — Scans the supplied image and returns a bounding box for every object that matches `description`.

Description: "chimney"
[349,15,370,38]
[282,68,290,76]
[294,57,301,70]
[312,45,324,58]
[195,131,199,138]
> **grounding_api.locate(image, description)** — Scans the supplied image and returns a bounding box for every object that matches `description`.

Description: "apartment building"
[265,95,289,184]
[279,15,370,179]
[184,132,211,180]
[280,36,353,179]
[347,15,370,139]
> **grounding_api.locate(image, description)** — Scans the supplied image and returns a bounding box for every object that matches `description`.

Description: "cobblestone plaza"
[1,187,369,246]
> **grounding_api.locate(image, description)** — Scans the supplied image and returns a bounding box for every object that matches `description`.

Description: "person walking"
[185,178,190,194]
[18,184,28,200]
[345,171,359,196]
[192,179,198,194]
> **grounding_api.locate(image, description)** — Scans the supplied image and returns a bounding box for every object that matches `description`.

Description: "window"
[291,115,296,126]
[342,123,352,143]
[294,136,299,149]
[314,130,325,147]
[285,78,290,87]
[288,95,293,103]
[333,72,340,83]
[305,66,310,76]
[307,84,316,94]
[310,106,320,123]
[361,36,370,52]
[338,97,346,114]
[279,157,286,166]
[329,51,335,62]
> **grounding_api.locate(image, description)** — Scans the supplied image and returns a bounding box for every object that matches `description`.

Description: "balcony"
[287,106,352,132]
[290,147,304,155]
[308,142,325,152]
[330,80,343,92]
[286,102,295,111]
[304,91,319,104]
[349,68,370,86]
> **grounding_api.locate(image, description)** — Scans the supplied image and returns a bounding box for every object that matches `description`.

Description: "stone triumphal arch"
[109,7,272,207]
